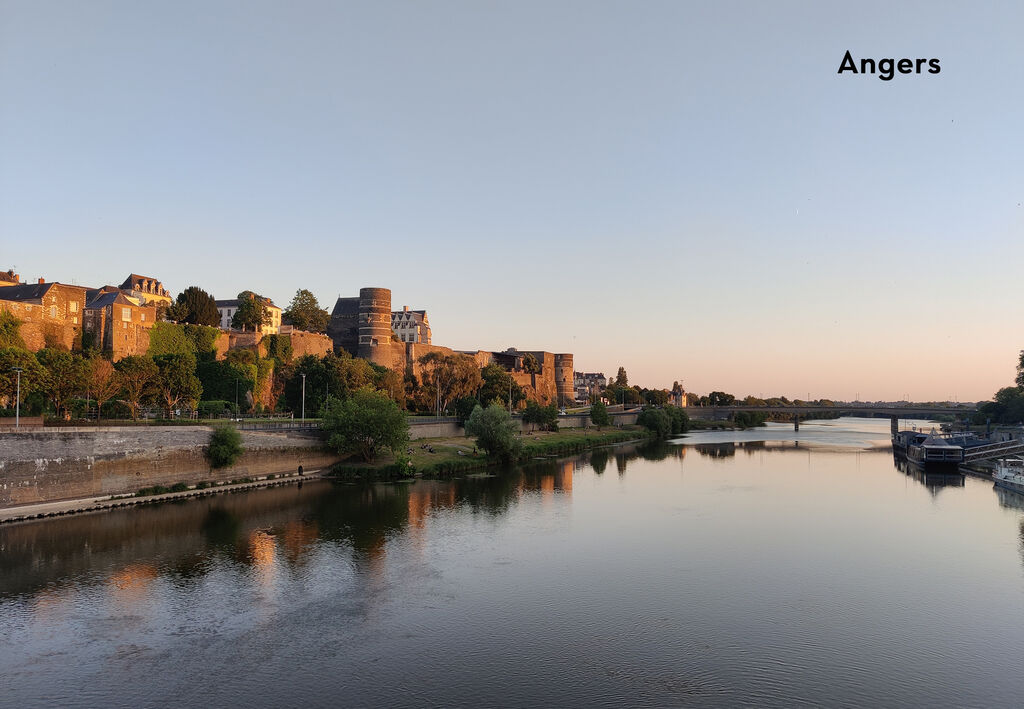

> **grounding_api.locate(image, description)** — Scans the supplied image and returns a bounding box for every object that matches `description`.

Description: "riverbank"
[0,467,325,525]
[332,427,652,480]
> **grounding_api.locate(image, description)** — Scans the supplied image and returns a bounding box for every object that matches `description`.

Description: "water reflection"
[892,455,965,493]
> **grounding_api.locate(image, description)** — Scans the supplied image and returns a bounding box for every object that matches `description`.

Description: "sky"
[1,1,1022,401]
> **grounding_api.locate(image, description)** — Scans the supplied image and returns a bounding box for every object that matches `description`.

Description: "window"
[50,306,57,318]
[141,313,146,322]
[122,307,131,322]
[70,301,78,313]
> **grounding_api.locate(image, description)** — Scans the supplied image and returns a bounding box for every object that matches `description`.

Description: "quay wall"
[0,427,337,508]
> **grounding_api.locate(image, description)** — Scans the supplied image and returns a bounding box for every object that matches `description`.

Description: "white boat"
[993,457,1024,495]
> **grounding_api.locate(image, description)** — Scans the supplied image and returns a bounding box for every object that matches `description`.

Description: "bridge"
[685,404,978,431]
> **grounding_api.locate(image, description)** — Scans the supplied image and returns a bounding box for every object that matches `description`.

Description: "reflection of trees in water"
[694,443,736,459]
[590,449,609,475]
[891,454,964,495]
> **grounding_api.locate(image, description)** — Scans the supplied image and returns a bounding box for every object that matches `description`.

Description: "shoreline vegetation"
[330,427,652,481]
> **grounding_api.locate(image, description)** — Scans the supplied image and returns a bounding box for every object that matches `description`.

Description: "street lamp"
[234,378,239,418]
[300,373,306,423]
[10,367,22,429]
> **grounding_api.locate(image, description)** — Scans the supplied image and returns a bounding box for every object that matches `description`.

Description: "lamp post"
[11,367,22,429]
[234,378,239,418]
[300,373,306,423]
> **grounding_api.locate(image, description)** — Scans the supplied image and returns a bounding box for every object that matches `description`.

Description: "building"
[118,274,172,307]
[83,291,156,360]
[391,306,431,344]
[0,269,20,287]
[216,297,282,335]
[574,372,607,402]
[0,280,89,350]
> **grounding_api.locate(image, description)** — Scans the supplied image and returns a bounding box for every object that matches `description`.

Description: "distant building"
[83,291,156,360]
[0,280,89,350]
[216,297,282,335]
[119,274,172,307]
[391,306,431,344]
[574,372,607,402]
[0,269,20,287]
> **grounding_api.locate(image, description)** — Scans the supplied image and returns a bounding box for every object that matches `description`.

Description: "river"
[2,418,1023,707]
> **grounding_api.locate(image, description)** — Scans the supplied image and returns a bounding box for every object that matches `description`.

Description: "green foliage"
[0,347,46,404]
[699,391,736,406]
[417,352,483,414]
[733,411,767,428]
[1018,350,1024,389]
[36,348,87,418]
[282,289,329,333]
[977,385,1024,425]
[615,366,628,387]
[590,400,611,427]
[0,311,25,350]
[522,400,559,431]
[231,291,268,331]
[465,403,521,462]
[454,395,480,422]
[206,426,243,468]
[153,352,202,416]
[637,407,671,438]
[148,322,194,357]
[320,387,409,462]
[183,324,221,361]
[264,334,294,365]
[172,286,220,326]
[479,364,524,409]
[198,399,238,417]
[604,384,640,405]
[666,406,690,435]
[522,353,540,374]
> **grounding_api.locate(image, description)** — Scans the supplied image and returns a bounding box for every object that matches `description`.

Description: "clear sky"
[2,1,1022,401]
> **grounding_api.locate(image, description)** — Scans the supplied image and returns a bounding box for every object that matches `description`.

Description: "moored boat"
[993,457,1024,495]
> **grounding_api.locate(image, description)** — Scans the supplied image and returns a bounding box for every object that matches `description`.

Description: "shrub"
[590,401,611,428]
[666,406,689,435]
[320,387,409,462]
[206,425,243,469]
[523,400,559,431]
[169,482,189,492]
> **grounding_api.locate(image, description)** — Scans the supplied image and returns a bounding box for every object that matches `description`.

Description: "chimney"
[403,305,409,312]
[38,277,45,284]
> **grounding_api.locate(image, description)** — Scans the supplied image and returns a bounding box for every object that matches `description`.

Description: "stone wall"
[288,330,333,359]
[0,427,338,507]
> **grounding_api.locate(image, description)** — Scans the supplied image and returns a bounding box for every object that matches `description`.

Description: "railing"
[963,439,1024,462]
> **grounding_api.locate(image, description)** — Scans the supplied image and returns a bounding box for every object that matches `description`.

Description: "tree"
[36,348,87,419]
[590,400,611,428]
[0,347,46,408]
[615,366,628,387]
[154,353,202,417]
[171,286,220,326]
[1017,350,1024,389]
[707,391,736,406]
[465,403,521,462]
[522,353,540,374]
[231,291,268,332]
[666,406,689,435]
[479,364,524,409]
[417,352,483,414]
[523,400,559,431]
[637,407,671,438]
[87,358,120,420]
[320,387,409,462]
[115,356,159,419]
[282,289,329,333]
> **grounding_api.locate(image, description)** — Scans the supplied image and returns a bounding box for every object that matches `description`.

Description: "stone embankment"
[0,426,337,508]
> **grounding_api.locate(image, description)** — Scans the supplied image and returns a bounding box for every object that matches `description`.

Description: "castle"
[328,287,574,406]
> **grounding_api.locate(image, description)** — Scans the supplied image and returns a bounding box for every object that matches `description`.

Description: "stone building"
[83,291,156,360]
[0,280,88,350]
[119,274,172,307]
[574,372,607,402]
[216,297,283,335]
[392,306,431,344]
[0,269,20,287]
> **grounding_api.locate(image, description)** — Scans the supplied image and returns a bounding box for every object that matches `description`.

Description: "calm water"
[2,418,1023,707]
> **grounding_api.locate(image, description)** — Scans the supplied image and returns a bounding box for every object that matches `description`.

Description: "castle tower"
[358,287,393,365]
[554,353,574,407]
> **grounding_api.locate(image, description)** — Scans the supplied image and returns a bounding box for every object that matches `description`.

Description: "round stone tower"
[357,287,393,364]
[554,353,574,407]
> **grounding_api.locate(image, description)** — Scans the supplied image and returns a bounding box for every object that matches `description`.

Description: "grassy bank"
[331,426,650,480]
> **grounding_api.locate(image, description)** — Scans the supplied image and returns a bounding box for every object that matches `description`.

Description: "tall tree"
[172,286,220,326]
[87,358,120,419]
[417,352,483,414]
[479,364,524,409]
[1017,349,1024,389]
[282,289,330,333]
[0,347,46,408]
[522,353,540,374]
[0,311,25,349]
[115,356,159,419]
[36,348,87,419]
[320,387,409,462]
[231,291,268,332]
[615,367,628,387]
[154,353,202,417]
